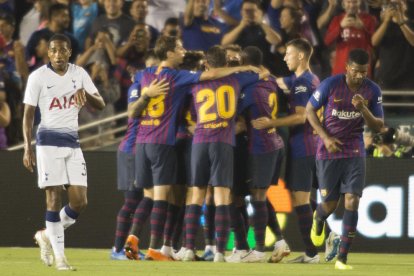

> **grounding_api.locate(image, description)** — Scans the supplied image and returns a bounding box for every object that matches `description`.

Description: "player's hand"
[251,117,272,130]
[74,88,87,108]
[322,136,343,153]
[187,124,195,135]
[23,147,36,173]
[145,79,169,98]
[352,94,366,111]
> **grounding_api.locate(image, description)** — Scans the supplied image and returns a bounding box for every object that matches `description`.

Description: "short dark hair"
[154,36,179,61]
[164,17,179,26]
[223,44,242,53]
[242,0,261,8]
[48,3,68,20]
[286,38,313,60]
[48,34,72,49]
[180,51,205,71]
[205,45,227,68]
[0,12,15,27]
[347,48,369,65]
[242,46,263,66]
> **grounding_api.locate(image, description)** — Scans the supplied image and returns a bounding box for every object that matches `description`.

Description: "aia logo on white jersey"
[49,95,76,110]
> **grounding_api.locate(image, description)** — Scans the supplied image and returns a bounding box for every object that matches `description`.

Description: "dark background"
[1,152,413,253]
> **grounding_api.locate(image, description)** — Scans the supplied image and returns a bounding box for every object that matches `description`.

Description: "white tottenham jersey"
[23,63,99,148]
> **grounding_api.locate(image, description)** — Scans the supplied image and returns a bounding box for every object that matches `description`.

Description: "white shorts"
[36,146,88,188]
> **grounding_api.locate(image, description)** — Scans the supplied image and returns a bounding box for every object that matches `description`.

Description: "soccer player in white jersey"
[22,34,105,271]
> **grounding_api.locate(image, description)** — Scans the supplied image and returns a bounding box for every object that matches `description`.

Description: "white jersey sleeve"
[80,67,99,96]
[23,72,41,107]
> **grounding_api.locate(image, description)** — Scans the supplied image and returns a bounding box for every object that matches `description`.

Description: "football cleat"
[182,249,195,262]
[110,247,128,261]
[34,229,54,266]
[268,239,290,263]
[224,249,247,263]
[213,252,225,263]
[55,256,76,271]
[124,235,139,260]
[325,232,340,262]
[240,250,266,263]
[335,260,353,270]
[311,211,326,247]
[173,247,186,261]
[201,249,215,262]
[145,248,174,261]
[287,254,320,264]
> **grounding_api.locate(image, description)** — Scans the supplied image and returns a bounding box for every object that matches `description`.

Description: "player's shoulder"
[364,78,381,93]
[68,63,86,74]
[319,74,343,90]
[28,64,49,80]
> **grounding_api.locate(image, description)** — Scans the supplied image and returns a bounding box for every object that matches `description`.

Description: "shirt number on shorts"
[196,85,236,123]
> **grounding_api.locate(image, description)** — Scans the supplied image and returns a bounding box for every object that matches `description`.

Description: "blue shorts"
[176,138,192,186]
[135,143,177,188]
[286,156,318,192]
[191,143,233,188]
[232,134,249,197]
[316,157,365,201]
[248,149,284,189]
[117,150,139,191]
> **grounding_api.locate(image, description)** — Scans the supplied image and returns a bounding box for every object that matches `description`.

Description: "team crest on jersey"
[130,89,138,98]
[321,189,327,197]
[294,85,307,94]
[313,91,321,101]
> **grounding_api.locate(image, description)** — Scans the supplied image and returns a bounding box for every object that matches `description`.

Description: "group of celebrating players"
[25,33,383,271]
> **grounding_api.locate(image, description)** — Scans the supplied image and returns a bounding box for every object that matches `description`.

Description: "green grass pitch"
[0,248,413,276]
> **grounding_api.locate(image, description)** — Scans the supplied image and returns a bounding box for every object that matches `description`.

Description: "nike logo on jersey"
[47,85,55,89]
[333,98,343,103]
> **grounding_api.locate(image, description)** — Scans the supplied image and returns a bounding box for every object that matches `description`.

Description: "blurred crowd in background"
[0,0,413,155]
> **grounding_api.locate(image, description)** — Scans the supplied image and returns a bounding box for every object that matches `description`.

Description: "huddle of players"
[112,35,337,264]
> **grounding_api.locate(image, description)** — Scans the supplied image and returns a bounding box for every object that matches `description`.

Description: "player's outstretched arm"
[128,79,169,119]
[22,104,36,173]
[199,65,260,81]
[306,101,342,153]
[74,88,106,110]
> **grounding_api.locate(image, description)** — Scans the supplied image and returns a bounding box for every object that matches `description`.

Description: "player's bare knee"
[45,187,63,211]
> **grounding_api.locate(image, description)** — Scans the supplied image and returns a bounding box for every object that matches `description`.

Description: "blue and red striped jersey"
[309,74,383,160]
[118,81,141,154]
[238,76,284,154]
[191,72,259,145]
[135,66,201,145]
[288,71,320,158]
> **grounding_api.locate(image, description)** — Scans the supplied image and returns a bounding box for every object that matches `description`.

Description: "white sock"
[160,245,172,256]
[46,221,65,259]
[60,207,76,229]
[205,245,216,253]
